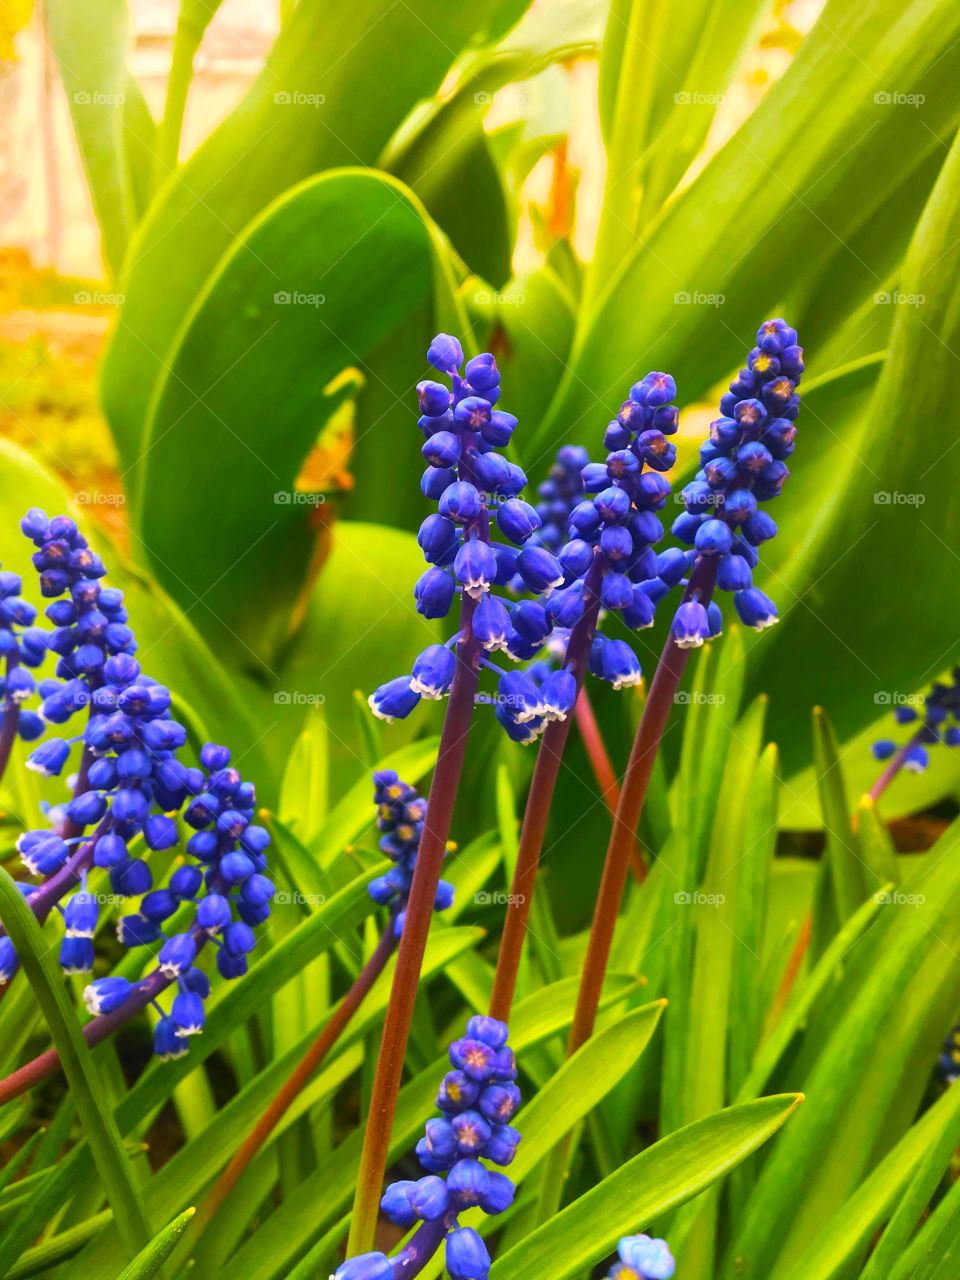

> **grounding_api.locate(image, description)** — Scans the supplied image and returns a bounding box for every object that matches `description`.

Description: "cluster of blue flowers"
[671,318,803,645]
[0,510,273,1060]
[872,669,960,774]
[937,1020,960,1086]
[368,334,576,745]
[337,1015,520,1280]
[608,1234,676,1279]
[367,769,453,936]
[0,556,50,743]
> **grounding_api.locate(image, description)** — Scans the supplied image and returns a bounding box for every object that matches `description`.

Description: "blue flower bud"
[516,546,563,595]
[59,935,94,973]
[623,586,657,630]
[446,1226,491,1279]
[473,450,511,494]
[411,644,457,699]
[417,380,450,416]
[0,937,19,984]
[616,1233,676,1279]
[158,932,197,977]
[217,949,248,980]
[497,671,542,724]
[481,410,516,447]
[66,790,107,827]
[434,880,455,911]
[422,431,462,469]
[694,518,733,557]
[672,600,710,649]
[717,553,752,592]
[380,1179,418,1228]
[452,1109,492,1153]
[905,745,929,773]
[742,510,777,546]
[154,1015,189,1061]
[455,538,497,598]
[600,525,633,564]
[18,831,69,876]
[25,737,71,777]
[473,597,511,652]
[450,1036,498,1080]
[170,865,204,899]
[437,1069,480,1112]
[496,499,540,544]
[428,333,463,373]
[110,858,153,897]
[410,1174,450,1221]
[893,705,918,724]
[440,482,483,525]
[334,1254,393,1280]
[418,513,460,565]
[144,814,179,851]
[64,890,97,938]
[734,587,778,631]
[871,739,897,760]
[421,465,456,501]
[172,990,205,1036]
[485,1122,521,1165]
[447,1157,491,1206]
[83,975,133,1014]
[479,1169,515,1216]
[412,568,455,623]
[600,639,642,690]
[369,677,421,723]
[540,669,577,722]
[117,914,161,946]
[454,396,492,431]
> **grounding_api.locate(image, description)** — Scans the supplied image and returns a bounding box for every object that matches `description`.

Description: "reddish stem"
[488,554,604,1022]
[567,557,717,1054]
[574,685,647,883]
[768,912,812,1028]
[347,597,482,1256]
[196,926,397,1233]
[867,729,925,804]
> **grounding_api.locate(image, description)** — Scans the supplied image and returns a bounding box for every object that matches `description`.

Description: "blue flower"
[669,319,804,644]
[609,1234,676,1279]
[338,1015,521,1279]
[869,668,960,781]
[366,771,453,933]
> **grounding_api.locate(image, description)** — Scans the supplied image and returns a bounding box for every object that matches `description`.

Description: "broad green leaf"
[727,816,960,1273]
[101,0,533,472]
[278,708,329,844]
[779,1081,960,1280]
[0,871,151,1255]
[491,1095,803,1279]
[131,171,463,652]
[46,0,141,274]
[891,1175,960,1280]
[115,1209,195,1279]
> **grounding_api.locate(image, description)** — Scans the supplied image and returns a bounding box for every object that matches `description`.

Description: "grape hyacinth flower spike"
[337,1017,521,1280]
[368,333,568,745]
[671,317,804,645]
[0,511,275,1101]
[368,769,454,936]
[868,667,960,801]
[608,1235,676,1280]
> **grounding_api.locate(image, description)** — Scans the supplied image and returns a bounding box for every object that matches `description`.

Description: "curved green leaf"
[490,1094,802,1279]
[115,1209,195,1280]
[0,871,151,1256]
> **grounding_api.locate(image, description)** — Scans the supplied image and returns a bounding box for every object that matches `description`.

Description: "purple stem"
[868,728,926,804]
[0,656,21,786]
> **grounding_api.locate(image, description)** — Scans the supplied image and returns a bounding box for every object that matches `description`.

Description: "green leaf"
[277,708,329,845]
[779,1080,960,1280]
[0,871,151,1255]
[727,816,960,1274]
[129,172,462,652]
[115,1208,195,1280]
[46,0,141,274]
[101,0,534,473]
[812,705,869,921]
[490,1095,803,1279]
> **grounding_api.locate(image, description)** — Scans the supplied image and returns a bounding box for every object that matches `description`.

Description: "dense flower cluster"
[937,1020,960,1085]
[671,318,803,645]
[367,769,453,936]
[0,510,273,1059]
[368,334,573,742]
[0,556,48,744]
[608,1234,676,1279]
[872,669,960,774]
[337,1016,521,1280]
[529,444,592,553]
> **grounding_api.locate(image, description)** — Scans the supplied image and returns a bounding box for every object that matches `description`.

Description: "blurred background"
[1,0,958,914]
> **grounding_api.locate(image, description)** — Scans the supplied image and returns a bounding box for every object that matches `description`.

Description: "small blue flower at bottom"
[609,1234,676,1279]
